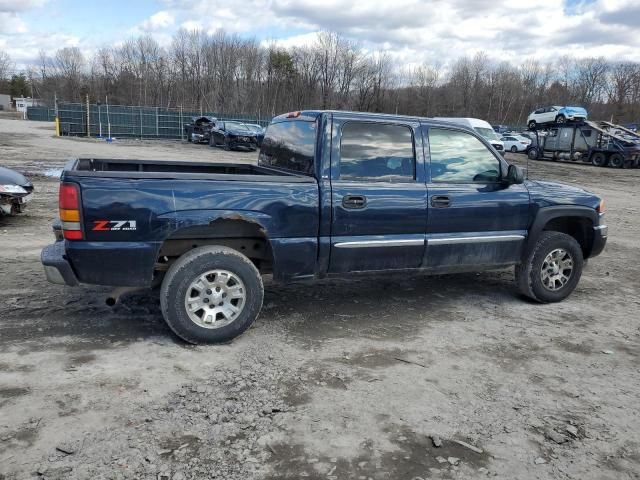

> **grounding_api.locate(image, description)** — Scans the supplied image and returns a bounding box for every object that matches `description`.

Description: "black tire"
[208,135,215,147]
[510,145,518,153]
[527,148,539,160]
[555,114,566,124]
[609,153,624,168]
[160,246,264,344]
[528,120,537,130]
[591,152,607,167]
[515,231,584,303]
[623,157,634,169]
[186,132,192,142]
[223,138,231,151]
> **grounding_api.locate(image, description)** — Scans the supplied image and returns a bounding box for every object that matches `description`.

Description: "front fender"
[524,206,598,257]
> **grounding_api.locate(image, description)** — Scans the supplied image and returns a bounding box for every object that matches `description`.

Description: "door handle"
[430,195,451,208]
[342,195,367,209]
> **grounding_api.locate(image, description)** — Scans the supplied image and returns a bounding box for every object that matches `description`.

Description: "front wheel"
[528,120,537,130]
[160,246,264,344]
[527,148,539,160]
[510,145,518,153]
[515,231,583,303]
[555,114,566,124]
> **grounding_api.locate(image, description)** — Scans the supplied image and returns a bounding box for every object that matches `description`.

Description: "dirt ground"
[0,118,639,480]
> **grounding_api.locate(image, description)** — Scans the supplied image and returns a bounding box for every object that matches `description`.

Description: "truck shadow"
[0,269,519,353]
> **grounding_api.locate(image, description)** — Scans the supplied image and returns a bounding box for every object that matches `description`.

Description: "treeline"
[3,30,640,125]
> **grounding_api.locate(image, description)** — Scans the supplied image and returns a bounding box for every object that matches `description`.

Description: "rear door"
[328,117,428,272]
[424,126,530,270]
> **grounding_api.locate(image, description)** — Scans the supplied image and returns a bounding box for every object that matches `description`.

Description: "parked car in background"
[0,166,33,215]
[209,121,259,151]
[434,117,504,153]
[527,106,587,130]
[492,124,510,134]
[184,116,218,143]
[243,123,266,146]
[501,134,531,153]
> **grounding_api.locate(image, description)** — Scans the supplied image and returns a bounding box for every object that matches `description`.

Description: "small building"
[14,97,41,114]
[0,94,11,111]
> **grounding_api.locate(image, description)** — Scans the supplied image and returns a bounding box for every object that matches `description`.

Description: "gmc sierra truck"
[42,110,608,344]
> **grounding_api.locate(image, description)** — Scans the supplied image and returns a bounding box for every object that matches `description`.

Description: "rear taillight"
[59,183,83,240]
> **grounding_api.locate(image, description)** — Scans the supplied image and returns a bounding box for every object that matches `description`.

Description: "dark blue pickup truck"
[42,110,607,344]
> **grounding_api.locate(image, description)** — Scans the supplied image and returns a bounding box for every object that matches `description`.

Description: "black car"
[209,121,259,151]
[184,116,217,144]
[0,166,33,215]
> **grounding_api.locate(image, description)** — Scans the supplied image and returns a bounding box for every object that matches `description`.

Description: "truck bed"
[64,158,313,182]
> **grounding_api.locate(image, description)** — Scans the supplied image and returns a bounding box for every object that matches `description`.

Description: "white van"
[433,117,505,153]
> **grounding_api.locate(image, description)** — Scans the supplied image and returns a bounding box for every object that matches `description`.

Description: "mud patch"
[66,353,97,368]
[334,347,423,370]
[555,338,594,355]
[265,424,489,479]
[0,387,30,405]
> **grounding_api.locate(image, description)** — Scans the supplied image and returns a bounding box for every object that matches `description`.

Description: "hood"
[227,129,256,136]
[0,166,31,187]
[526,179,600,209]
[561,106,587,116]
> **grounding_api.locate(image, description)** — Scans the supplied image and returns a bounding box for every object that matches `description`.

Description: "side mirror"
[506,164,525,184]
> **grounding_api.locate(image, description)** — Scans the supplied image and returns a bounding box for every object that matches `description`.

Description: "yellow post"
[55,116,61,136]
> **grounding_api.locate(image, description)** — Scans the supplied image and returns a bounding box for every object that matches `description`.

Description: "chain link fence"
[26,103,270,140]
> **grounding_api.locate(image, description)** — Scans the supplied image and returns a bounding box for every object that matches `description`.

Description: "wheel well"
[155,219,274,276]
[543,216,594,257]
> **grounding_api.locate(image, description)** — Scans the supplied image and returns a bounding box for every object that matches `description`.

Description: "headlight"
[0,184,27,194]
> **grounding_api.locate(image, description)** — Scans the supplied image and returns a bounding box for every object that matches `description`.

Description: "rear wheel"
[160,246,264,344]
[555,114,566,124]
[622,156,634,169]
[223,138,231,151]
[590,152,607,167]
[527,148,539,160]
[511,145,518,153]
[609,153,624,168]
[515,231,583,303]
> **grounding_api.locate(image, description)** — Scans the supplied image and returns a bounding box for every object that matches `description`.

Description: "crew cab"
[42,110,607,344]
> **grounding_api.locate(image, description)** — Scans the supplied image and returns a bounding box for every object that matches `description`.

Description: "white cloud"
[142,10,174,31]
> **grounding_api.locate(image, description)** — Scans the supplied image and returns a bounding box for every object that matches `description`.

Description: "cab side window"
[428,128,501,183]
[339,122,415,182]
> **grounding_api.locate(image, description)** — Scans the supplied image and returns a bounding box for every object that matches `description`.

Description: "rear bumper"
[41,241,79,286]
[590,224,607,257]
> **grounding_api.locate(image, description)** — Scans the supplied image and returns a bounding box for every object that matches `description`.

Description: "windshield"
[475,127,500,141]
[225,122,250,132]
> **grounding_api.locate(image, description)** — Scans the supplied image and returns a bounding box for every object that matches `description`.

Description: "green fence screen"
[27,103,270,140]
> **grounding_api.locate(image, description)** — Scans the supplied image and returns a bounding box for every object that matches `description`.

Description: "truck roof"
[271,110,473,130]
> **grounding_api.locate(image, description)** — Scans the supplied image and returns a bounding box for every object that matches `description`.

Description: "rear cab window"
[259,120,317,175]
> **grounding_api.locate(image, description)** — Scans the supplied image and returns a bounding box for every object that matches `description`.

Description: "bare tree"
[0,50,12,80]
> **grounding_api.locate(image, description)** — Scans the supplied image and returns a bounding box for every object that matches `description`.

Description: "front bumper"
[41,240,79,286]
[590,224,607,257]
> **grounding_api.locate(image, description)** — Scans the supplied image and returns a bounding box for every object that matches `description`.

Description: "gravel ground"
[0,118,639,480]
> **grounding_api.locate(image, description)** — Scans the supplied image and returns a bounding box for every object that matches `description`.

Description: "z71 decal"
[92,220,137,231]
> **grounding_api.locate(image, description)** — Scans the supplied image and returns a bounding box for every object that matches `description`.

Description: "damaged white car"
[0,166,33,215]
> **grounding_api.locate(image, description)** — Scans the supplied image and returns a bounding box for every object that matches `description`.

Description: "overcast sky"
[1,0,639,71]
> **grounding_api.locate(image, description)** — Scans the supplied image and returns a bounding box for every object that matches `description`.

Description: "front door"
[328,118,428,272]
[424,126,530,270]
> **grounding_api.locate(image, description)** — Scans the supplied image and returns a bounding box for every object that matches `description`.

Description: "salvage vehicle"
[243,123,266,146]
[184,116,217,143]
[41,110,607,344]
[527,120,640,168]
[208,121,259,150]
[0,166,34,216]
[527,106,587,130]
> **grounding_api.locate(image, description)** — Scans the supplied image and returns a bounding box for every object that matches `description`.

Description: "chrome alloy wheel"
[540,248,574,291]
[184,269,246,328]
